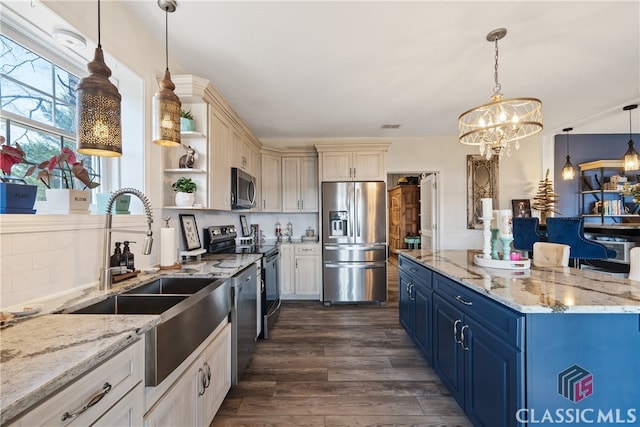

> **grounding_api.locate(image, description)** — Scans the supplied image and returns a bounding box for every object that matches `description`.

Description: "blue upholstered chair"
[545,217,616,267]
[513,217,547,255]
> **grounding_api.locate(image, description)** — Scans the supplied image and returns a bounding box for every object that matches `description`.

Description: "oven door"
[261,251,280,339]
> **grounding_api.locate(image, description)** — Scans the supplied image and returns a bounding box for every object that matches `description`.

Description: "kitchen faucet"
[100,188,154,290]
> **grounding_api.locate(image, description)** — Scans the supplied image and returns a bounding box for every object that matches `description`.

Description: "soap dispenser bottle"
[122,241,135,271]
[110,242,122,267]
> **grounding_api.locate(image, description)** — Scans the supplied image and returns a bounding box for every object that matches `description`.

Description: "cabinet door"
[279,244,295,295]
[144,365,197,427]
[464,316,521,427]
[413,283,431,363]
[281,157,301,212]
[208,108,231,210]
[294,255,321,297]
[230,130,247,170]
[398,270,413,334]
[299,156,318,212]
[196,324,231,427]
[432,294,464,407]
[321,152,352,181]
[261,154,281,212]
[352,151,386,181]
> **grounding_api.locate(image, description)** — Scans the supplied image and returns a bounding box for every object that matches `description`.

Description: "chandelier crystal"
[458,28,543,160]
[152,0,181,147]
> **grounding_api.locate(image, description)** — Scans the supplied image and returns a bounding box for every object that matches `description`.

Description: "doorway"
[387,172,440,255]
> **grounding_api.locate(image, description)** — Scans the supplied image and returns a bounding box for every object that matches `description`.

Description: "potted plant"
[180,109,196,132]
[0,138,37,214]
[171,176,197,207]
[22,146,99,214]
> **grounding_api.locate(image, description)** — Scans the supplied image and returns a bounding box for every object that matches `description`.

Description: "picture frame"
[239,214,250,237]
[512,199,532,218]
[179,214,201,250]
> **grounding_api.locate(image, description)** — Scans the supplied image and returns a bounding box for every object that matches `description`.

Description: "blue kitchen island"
[398,249,640,427]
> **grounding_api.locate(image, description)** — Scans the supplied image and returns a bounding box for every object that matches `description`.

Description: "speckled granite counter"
[399,249,640,313]
[0,253,260,424]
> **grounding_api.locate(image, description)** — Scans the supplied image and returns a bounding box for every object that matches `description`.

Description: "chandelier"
[458,28,543,160]
[561,127,575,180]
[622,104,639,172]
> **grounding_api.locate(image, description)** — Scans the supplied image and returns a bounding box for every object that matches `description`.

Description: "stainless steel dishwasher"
[230,263,257,385]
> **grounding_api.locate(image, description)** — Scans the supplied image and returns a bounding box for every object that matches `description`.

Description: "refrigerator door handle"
[347,186,354,238]
[355,187,361,238]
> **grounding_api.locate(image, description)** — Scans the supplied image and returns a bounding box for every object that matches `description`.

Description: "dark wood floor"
[212,256,472,427]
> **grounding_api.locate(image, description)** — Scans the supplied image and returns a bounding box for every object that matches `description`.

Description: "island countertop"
[399,249,640,314]
[0,253,261,424]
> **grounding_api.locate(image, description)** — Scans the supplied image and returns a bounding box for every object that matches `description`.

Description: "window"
[0,34,99,199]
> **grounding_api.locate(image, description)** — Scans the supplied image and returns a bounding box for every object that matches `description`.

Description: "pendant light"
[152,0,181,147]
[623,104,639,172]
[561,127,575,180]
[76,0,122,157]
[458,28,543,160]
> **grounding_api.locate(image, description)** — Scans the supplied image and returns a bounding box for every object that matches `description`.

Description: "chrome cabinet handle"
[197,367,206,396]
[409,283,415,301]
[455,295,473,306]
[204,361,212,388]
[460,325,470,351]
[301,199,304,210]
[61,382,112,421]
[453,319,462,344]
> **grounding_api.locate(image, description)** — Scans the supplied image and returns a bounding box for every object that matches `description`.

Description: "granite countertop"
[400,249,640,314]
[0,253,260,424]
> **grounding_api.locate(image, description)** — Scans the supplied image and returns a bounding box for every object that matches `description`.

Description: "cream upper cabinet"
[231,130,261,179]
[282,156,318,213]
[208,108,231,210]
[261,152,282,212]
[316,144,390,182]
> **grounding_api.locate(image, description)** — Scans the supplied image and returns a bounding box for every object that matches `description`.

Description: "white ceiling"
[124,1,639,140]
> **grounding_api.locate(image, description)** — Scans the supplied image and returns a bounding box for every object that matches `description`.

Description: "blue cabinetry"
[398,255,432,364]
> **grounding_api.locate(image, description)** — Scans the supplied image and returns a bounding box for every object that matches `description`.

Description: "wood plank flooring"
[211,257,473,427]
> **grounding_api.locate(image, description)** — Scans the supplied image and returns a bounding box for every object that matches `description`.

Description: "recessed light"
[52,29,87,51]
[380,124,401,129]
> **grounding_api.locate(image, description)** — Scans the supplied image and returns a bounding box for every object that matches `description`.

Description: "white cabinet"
[280,243,321,299]
[316,144,389,182]
[261,152,282,212]
[282,156,318,212]
[231,130,261,180]
[208,108,232,210]
[10,340,144,426]
[145,321,231,427]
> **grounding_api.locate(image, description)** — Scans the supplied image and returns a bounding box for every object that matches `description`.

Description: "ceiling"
[125,2,639,140]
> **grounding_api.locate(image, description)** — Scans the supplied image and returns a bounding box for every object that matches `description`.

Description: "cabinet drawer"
[433,273,522,348]
[11,339,143,426]
[398,255,432,289]
[295,244,319,255]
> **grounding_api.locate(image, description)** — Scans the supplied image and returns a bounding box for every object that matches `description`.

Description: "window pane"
[54,67,77,103]
[0,35,53,95]
[1,78,54,125]
[54,102,75,131]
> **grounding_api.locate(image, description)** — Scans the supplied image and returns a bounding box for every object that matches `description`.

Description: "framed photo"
[179,214,201,250]
[512,199,532,218]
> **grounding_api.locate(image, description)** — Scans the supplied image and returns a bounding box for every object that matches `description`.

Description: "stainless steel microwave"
[231,167,256,209]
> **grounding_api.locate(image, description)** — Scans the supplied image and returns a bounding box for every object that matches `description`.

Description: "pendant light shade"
[458,28,543,160]
[76,0,122,157]
[623,104,639,172]
[152,0,181,147]
[561,127,575,180]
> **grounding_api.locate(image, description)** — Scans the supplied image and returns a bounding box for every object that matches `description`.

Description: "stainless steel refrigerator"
[321,181,387,305]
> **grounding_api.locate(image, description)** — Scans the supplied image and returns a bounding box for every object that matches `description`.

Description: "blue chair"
[513,217,547,256]
[545,217,616,267]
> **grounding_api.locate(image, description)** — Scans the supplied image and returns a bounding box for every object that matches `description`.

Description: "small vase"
[175,192,195,207]
[44,189,91,214]
[180,118,196,132]
[0,181,37,214]
[96,193,131,214]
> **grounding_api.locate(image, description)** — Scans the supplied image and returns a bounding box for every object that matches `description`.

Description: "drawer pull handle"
[453,319,462,344]
[409,268,417,273]
[61,382,112,421]
[204,361,212,388]
[198,367,206,396]
[455,295,473,306]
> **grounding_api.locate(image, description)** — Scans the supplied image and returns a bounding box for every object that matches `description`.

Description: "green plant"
[171,177,197,193]
[180,109,194,120]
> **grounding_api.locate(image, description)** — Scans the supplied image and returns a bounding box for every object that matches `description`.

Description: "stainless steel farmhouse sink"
[66,277,231,386]
[123,276,215,295]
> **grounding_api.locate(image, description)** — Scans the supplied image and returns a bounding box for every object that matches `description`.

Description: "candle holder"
[491,229,500,259]
[481,216,493,259]
[500,236,514,261]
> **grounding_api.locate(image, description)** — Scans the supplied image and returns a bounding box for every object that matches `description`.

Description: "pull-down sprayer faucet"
[100,188,154,290]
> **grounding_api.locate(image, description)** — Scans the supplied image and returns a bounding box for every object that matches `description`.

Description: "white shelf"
[164,168,206,174]
[180,131,206,139]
